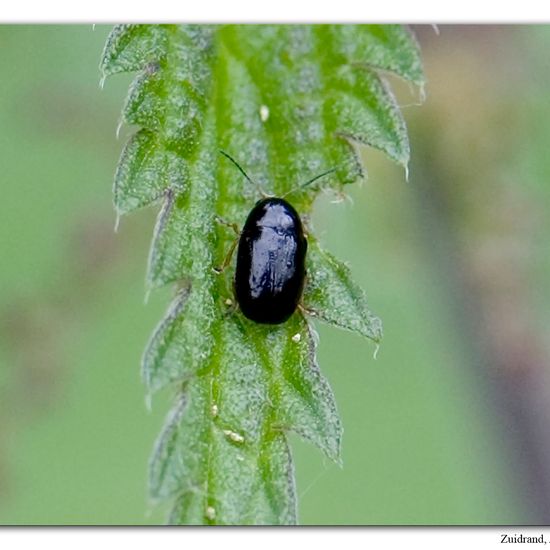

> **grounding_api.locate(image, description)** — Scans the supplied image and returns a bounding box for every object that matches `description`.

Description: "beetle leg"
[213,237,238,274]
[214,215,240,236]
[297,303,317,317]
[212,215,240,273]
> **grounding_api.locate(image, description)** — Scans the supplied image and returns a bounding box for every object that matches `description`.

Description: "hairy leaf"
[101,24,423,525]
[304,238,383,342]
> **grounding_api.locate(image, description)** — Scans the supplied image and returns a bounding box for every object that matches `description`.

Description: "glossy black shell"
[235,197,307,324]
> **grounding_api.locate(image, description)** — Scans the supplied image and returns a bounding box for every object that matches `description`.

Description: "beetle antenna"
[282,167,337,199]
[219,149,256,186]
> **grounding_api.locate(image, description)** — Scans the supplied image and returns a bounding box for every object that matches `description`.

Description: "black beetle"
[219,151,335,325]
[235,197,307,324]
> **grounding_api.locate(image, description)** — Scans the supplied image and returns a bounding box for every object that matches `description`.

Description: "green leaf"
[113,129,186,215]
[101,24,423,525]
[304,238,383,343]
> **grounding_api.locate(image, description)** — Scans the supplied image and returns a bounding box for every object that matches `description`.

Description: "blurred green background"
[1,25,549,525]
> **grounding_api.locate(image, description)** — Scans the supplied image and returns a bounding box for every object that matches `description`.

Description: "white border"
[3,527,550,550]
[1,8,549,549]
[2,0,550,23]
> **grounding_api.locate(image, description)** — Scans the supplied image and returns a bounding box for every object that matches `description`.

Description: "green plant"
[100,24,423,525]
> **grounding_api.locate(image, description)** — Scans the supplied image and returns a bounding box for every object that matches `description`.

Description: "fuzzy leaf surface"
[101,24,423,525]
